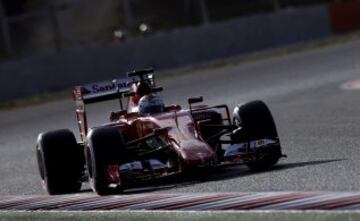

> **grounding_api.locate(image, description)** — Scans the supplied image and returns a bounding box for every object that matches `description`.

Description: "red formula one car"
[36,69,285,195]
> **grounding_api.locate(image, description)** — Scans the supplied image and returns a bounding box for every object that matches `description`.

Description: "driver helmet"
[138,94,165,115]
[132,81,152,105]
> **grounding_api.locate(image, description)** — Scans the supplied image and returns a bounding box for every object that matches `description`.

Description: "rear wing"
[73,70,155,105]
[73,78,129,105]
[73,69,155,141]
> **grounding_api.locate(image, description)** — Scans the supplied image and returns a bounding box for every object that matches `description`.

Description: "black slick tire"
[232,100,281,171]
[36,129,84,194]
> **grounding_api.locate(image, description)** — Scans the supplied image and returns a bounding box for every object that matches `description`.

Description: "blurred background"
[1,0,359,58]
[0,0,360,102]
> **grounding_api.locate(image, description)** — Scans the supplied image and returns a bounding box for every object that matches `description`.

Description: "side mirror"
[188,96,203,104]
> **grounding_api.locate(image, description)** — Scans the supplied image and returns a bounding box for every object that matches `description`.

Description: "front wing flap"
[222,138,284,164]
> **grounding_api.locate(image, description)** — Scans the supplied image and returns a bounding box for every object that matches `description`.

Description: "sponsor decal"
[83,79,128,95]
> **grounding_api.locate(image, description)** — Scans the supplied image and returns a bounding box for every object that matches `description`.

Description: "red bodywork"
[107,78,218,168]
[117,109,215,167]
[37,69,282,194]
[73,72,223,185]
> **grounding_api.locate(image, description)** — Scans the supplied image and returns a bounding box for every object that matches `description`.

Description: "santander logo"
[83,80,128,95]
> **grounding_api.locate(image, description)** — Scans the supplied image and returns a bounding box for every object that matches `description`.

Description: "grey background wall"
[0,5,331,102]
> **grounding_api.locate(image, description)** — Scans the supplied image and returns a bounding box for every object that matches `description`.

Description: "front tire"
[232,100,282,171]
[36,129,84,194]
[86,127,125,195]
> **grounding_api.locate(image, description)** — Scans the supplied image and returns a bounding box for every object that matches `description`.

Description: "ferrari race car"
[36,69,286,195]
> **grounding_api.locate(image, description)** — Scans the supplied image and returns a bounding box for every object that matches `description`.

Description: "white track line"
[119,194,210,210]
[182,192,289,210]
[257,193,357,210]
[61,194,176,211]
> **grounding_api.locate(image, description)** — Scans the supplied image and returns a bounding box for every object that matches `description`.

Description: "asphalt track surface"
[1,40,360,196]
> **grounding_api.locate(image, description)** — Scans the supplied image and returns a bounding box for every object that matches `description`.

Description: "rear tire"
[36,129,84,194]
[86,127,125,195]
[232,100,281,171]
